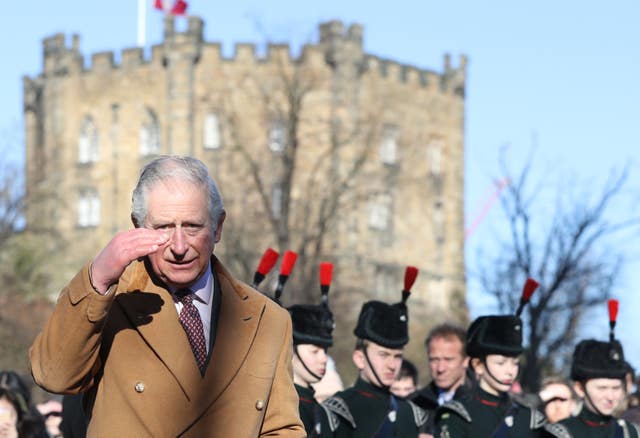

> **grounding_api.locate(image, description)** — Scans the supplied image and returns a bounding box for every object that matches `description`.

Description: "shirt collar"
[170,261,213,305]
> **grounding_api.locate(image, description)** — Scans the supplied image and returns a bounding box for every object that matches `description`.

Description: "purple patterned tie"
[177,291,207,373]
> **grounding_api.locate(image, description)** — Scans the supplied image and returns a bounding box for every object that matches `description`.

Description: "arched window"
[379,124,399,165]
[203,113,221,149]
[78,188,100,227]
[368,193,392,230]
[268,119,285,152]
[78,116,99,163]
[140,108,160,156]
[427,137,443,176]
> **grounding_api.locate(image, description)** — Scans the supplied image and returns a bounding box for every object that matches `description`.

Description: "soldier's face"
[353,342,403,388]
[474,354,520,396]
[428,336,468,391]
[143,178,224,289]
[576,378,625,416]
[293,344,328,384]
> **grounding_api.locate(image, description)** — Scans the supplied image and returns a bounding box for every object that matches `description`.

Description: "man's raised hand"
[90,229,169,294]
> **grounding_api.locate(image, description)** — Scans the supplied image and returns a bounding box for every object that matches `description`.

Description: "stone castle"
[23,15,467,366]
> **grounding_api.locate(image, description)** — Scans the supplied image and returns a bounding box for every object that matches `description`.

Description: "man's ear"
[131,214,140,228]
[213,211,226,243]
[573,381,585,398]
[352,350,365,371]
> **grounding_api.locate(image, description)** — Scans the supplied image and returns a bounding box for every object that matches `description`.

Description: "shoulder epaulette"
[407,400,429,427]
[439,400,471,423]
[528,407,547,429]
[321,395,356,431]
[621,419,640,436]
[543,422,572,438]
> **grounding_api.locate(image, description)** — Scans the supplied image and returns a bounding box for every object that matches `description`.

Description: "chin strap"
[582,382,624,419]
[363,346,390,390]
[481,357,519,388]
[294,345,323,383]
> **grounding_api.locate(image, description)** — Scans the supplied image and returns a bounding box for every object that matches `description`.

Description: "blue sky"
[4,1,640,366]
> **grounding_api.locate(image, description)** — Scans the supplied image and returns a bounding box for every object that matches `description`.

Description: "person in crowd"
[319,266,427,437]
[543,339,639,437]
[30,155,304,437]
[410,323,469,437]
[434,278,547,437]
[0,388,19,438]
[36,399,62,437]
[0,371,47,438]
[538,376,578,423]
[391,359,419,398]
[544,299,640,437]
[281,260,335,437]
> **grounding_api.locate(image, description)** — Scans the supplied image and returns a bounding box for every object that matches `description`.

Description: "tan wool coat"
[30,257,305,437]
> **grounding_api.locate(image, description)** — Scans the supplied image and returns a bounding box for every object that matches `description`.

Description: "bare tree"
[213,47,391,302]
[476,149,639,391]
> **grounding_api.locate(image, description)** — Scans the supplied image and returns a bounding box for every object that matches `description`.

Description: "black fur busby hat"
[571,339,626,381]
[289,304,334,348]
[571,299,627,381]
[287,262,335,348]
[466,278,539,358]
[353,267,418,349]
[466,315,523,358]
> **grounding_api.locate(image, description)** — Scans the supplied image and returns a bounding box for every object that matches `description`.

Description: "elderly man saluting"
[30,155,304,437]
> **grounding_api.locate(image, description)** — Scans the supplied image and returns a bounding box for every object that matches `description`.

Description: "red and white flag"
[154,0,188,15]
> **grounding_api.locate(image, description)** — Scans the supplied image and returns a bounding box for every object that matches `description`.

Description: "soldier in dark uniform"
[434,278,547,437]
[319,266,427,437]
[251,250,335,437]
[544,299,640,438]
[288,262,336,437]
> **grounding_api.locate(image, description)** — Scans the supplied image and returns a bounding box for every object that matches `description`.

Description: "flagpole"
[137,0,147,47]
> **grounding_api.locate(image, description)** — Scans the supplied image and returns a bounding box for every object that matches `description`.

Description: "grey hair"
[131,155,224,231]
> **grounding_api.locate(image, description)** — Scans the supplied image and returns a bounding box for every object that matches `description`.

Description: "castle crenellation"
[34,16,465,94]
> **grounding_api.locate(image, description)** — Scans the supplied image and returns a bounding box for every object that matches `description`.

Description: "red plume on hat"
[402,266,418,304]
[608,299,619,342]
[515,278,539,317]
[273,251,298,305]
[252,248,279,288]
[319,262,333,307]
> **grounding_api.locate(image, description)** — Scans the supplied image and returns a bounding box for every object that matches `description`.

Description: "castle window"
[78,189,100,227]
[368,193,392,230]
[140,109,160,156]
[203,113,221,149]
[271,184,282,219]
[269,119,286,152]
[379,124,399,165]
[78,116,99,163]
[428,137,443,176]
[374,264,395,298]
[433,199,444,243]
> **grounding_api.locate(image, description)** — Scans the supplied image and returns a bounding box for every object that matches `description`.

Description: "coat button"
[255,400,264,410]
[134,382,145,393]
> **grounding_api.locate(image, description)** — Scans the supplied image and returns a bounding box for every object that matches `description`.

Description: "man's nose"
[170,227,188,254]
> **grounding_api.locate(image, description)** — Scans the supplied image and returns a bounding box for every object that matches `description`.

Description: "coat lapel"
[117,262,198,398]
[200,258,265,404]
[116,258,265,406]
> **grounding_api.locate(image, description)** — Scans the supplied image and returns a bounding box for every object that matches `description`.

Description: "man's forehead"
[429,336,464,351]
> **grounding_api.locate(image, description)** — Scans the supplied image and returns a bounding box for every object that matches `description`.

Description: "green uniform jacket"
[434,385,546,437]
[319,377,426,437]
[543,407,640,438]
